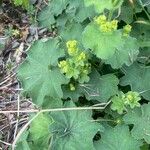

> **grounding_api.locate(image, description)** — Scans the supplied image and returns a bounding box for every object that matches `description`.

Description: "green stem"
[108,9,114,21]
[139,0,150,21]
[91,119,115,122]
[143,7,150,21]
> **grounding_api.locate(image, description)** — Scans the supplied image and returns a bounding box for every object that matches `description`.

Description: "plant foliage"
[49,101,103,150]
[120,63,150,100]
[12,0,30,9]
[17,39,69,105]
[16,0,150,149]
[124,103,150,144]
[94,125,142,150]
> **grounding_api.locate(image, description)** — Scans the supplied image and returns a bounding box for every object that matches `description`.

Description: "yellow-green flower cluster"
[66,40,78,56]
[94,15,118,33]
[123,24,132,36]
[124,91,141,108]
[58,40,91,85]
[111,91,141,114]
[58,60,69,73]
[69,83,76,91]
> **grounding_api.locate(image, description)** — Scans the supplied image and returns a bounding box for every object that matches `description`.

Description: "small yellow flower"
[58,60,70,73]
[95,15,107,25]
[124,24,132,32]
[67,48,77,56]
[66,40,78,56]
[69,83,75,91]
[127,94,133,102]
[95,15,118,33]
[58,40,91,83]
[58,60,67,68]
[63,65,69,73]
[77,52,86,61]
[116,118,122,124]
[66,40,77,48]
[123,24,132,36]
[100,22,112,32]
[111,20,118,30]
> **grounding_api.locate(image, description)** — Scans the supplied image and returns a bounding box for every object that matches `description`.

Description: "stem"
[0,106,107,114]
[139,0,150,20]
[10,102,110,149]
[108,9,114,21]
[91,119,115,122]
[143,7,150,21]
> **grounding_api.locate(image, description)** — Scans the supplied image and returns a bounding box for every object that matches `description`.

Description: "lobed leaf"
[29,113,52,149]
[120,63,150,100]
[17,38,69,105]
[49,101,103,150]
[105,36,139,69]
[63,69,119,102]
[38,0,96,28]
[82,23,124,60]
[84,0,123,13]
[123,103,150,143]
[94,125,142,150]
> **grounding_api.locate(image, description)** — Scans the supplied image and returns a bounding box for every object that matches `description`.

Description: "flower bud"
[123,24,132,36]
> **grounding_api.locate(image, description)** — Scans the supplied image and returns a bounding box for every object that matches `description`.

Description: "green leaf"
[62,84,84,102]
[29,113,52,149]
[63,69,119,102]
[17,38,69,105]
[82,23,124,59]
[131,22,150,45]
[112,0,124,9]
[38,0,96,28]
[38,0,69,27]
[58,23,84,42]
[30,113,52,141]
[38,0,122,28]
[15,131,30,150]
[119,1,133,23]
[120,63,150,100]
[123,103,150,144]
[42,97,63,109]
[84,0,123,13]
[105,36,139,69]
[49,101,103,150]
[94,125,142,150]
[74,0,96,22]
[13,0,30,9]
[118,0,142,23]
[138,0,150,7]
[84,0,112,13]
[13,0,23,5]
[85,70,119,102]
[16,141,30,150]
[137,48,150,65]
